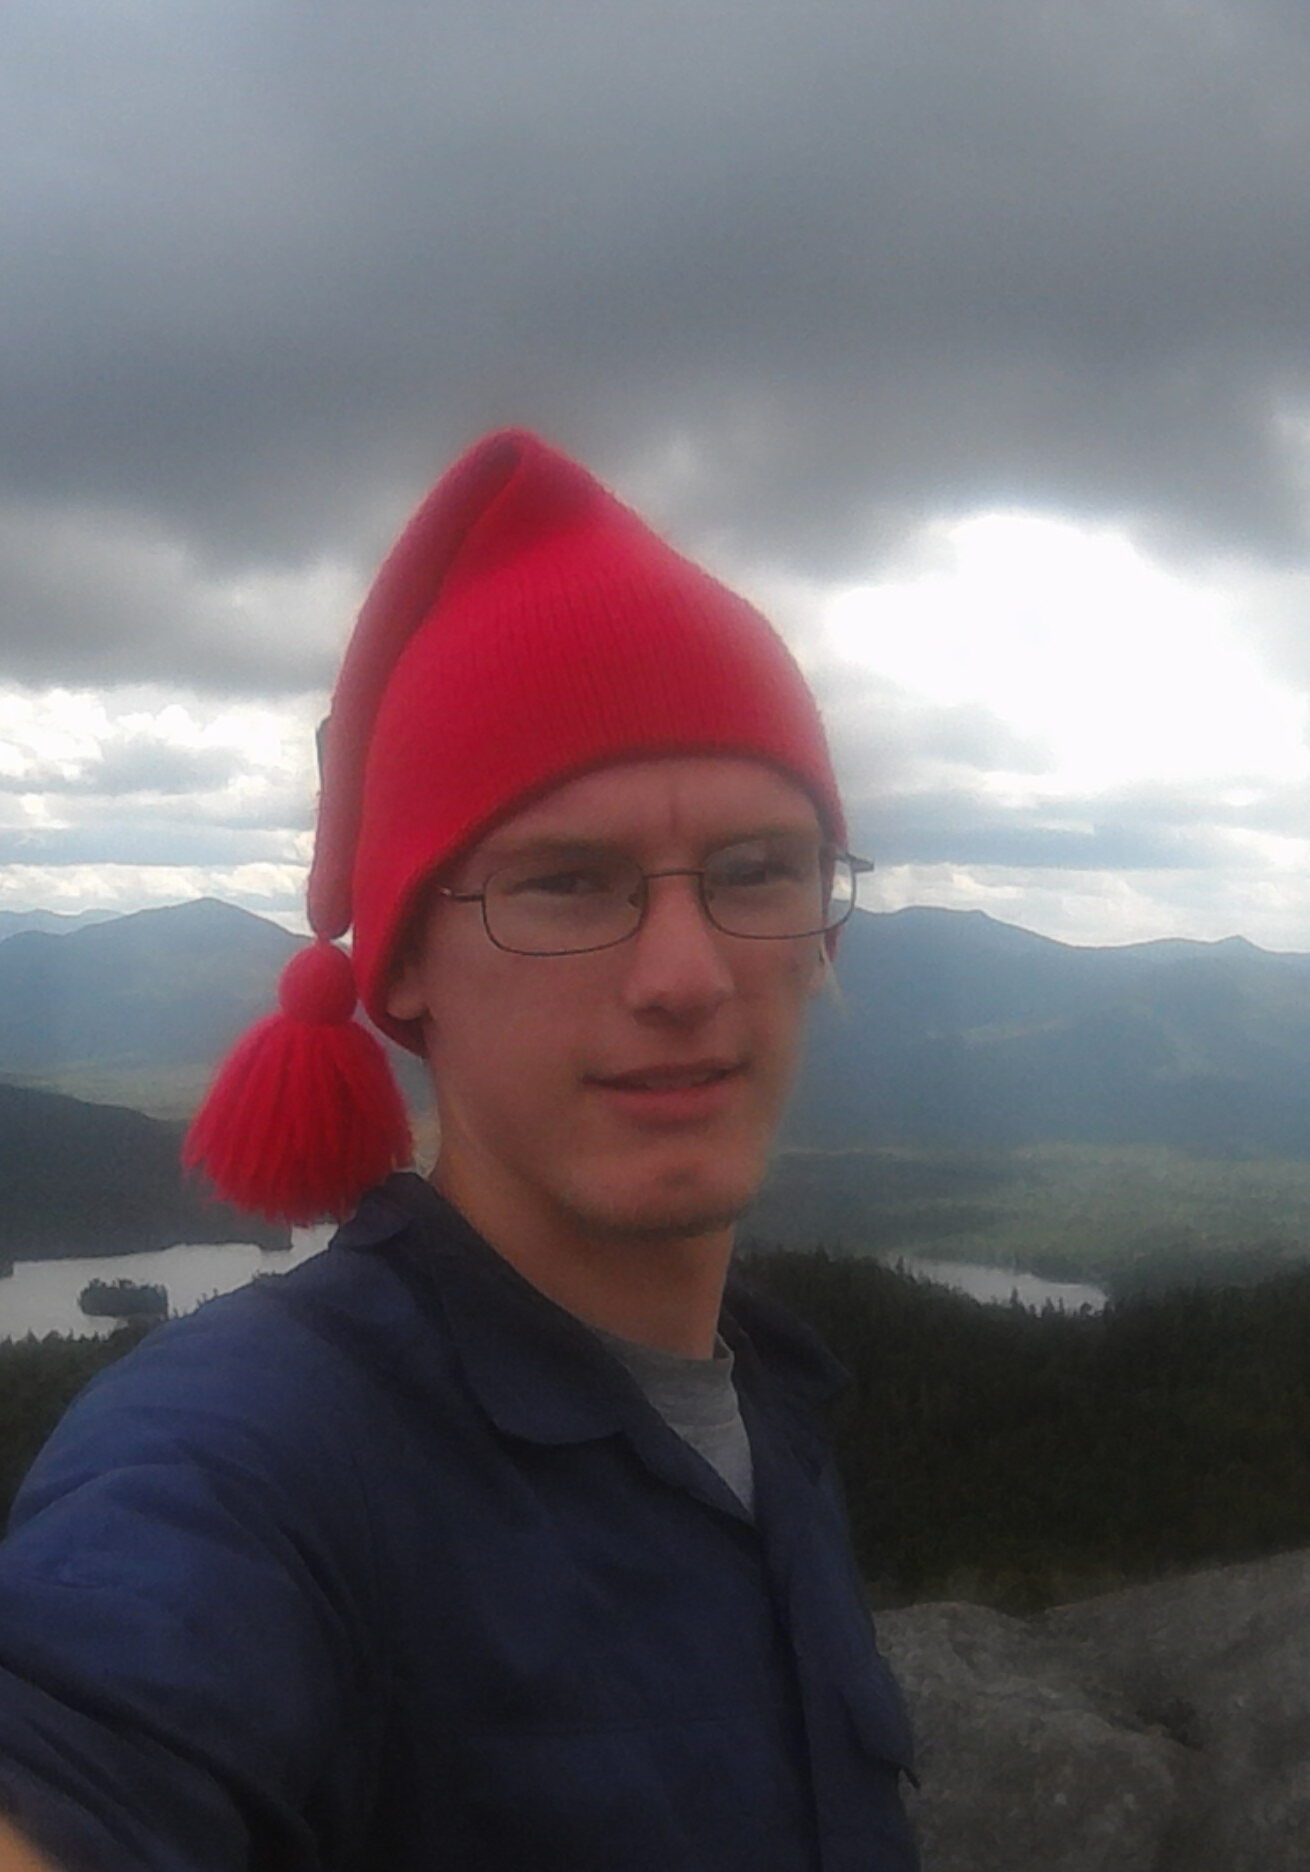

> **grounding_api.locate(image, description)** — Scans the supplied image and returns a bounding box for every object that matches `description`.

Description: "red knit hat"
[184,428,845,1224]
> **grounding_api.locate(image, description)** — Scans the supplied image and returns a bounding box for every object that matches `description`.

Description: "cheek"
[425,988,576,1113]
[746,943,822,1015]
[759,959,822,1080]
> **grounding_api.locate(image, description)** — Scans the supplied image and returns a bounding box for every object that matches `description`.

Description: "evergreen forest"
[3,1255,1310,1613]
[739,1247,1310,1608]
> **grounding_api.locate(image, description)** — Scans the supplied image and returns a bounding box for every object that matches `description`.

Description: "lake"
[891,1252,1107,1312]
[0,1231,1106,1340]
[0,1229,336,1341]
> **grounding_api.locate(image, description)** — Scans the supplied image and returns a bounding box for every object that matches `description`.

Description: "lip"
[587,1062,744,1125]
[592,1059,739,1090]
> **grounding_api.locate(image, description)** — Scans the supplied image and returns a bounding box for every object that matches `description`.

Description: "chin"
[611,1201,750,1245]
[569,1163,763,1245]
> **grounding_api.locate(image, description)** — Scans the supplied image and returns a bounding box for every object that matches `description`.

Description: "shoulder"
[0,1199,456,1872]
[10,1175,460,1531]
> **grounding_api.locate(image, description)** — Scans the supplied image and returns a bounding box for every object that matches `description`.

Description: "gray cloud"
[818,670,1054,800]
[6,0,1310,689]
[0,507,340,693]
[0,824,301,867]
[0,736,252,798]
[857,782,1270,873]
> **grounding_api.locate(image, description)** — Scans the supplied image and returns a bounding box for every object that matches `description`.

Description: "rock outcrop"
[878,1549,1310,1871]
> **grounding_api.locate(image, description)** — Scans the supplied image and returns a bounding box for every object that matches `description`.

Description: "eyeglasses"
[435,834,873,957]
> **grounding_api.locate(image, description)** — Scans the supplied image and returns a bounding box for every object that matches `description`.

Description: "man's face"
[385,756,827,1252]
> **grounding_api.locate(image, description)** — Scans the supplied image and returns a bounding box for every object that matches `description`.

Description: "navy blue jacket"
[0,1174,917,1870]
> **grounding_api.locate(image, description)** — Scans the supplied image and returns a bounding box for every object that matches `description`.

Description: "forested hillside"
[6,1252,1310,1611]
[740,1246,1310,1606]
[0,1083,290,1256]
[785,906,1310,1157]
[748,1141,1310,1293]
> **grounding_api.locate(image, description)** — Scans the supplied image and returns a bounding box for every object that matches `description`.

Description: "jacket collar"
[333,1172,849,1459]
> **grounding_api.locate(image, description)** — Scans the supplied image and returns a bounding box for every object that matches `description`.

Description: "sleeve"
[0,1308,383,1872]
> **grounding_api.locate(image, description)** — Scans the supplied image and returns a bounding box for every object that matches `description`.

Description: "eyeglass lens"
[482,837,857,954]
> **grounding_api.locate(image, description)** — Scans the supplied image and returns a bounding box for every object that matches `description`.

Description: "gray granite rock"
[878,1550,1310,1871]
[877,1600,1188,1872]
[1045,1550,1310,1872]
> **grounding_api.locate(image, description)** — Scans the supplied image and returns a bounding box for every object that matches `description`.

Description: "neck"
[431,1148,733,1359]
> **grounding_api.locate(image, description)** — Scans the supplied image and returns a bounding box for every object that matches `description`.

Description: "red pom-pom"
[183,1000,413,1225]
[278,940,357,1024]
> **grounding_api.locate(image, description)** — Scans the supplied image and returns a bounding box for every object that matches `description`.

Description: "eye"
[502,863,619,898]
[708,840,814,888]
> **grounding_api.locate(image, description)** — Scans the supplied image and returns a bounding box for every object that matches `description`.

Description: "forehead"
[472,756,822,863]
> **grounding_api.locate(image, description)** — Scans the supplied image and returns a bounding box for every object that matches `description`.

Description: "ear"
[384,955,429,1024]
[383,881,440,1023]
[808,943,838,1003]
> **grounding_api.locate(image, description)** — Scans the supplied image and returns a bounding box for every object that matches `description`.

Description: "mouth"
[592,1062,739,1091]
[586,1062,744,1124]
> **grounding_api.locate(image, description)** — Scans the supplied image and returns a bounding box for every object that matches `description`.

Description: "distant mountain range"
[6,895,1310,1164]
[0,908,119,940]
[0,899,304,1117]
[785,908,1310,1158]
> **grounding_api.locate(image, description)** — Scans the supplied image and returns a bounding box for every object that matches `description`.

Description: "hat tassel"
[183,940,413,1225]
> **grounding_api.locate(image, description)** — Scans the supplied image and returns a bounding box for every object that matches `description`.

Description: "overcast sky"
[5,0,1310,948]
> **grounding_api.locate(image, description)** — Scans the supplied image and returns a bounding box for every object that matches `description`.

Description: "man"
[0,431,917,1869]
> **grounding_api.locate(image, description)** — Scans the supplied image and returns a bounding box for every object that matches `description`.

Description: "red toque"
[185,428,845,1223]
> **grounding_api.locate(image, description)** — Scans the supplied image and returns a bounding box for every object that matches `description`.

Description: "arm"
[0,1299,380,1870]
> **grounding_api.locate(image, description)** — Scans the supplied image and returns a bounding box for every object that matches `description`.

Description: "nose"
[619,872,734,1020]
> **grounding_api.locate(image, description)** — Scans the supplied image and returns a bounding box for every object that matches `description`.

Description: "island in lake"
[78,1277,169,1319]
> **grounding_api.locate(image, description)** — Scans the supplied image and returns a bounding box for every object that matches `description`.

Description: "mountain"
[0,897,429,1119]
[781,906,1310,1158]
[0,899,304,1117]
[0,1083,289,1257]
[0,909,119,940]
[8,895,1310,1160]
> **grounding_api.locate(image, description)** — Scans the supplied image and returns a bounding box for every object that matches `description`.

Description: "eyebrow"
[475,824,824,865]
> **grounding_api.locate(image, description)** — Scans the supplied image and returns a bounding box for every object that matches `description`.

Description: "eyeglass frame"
[431,842,875,957]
